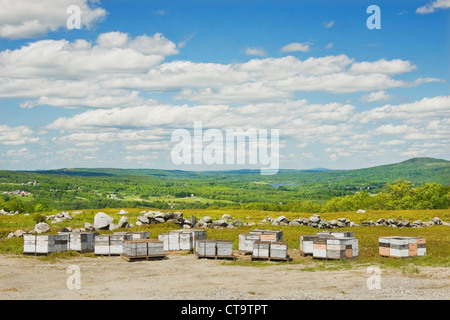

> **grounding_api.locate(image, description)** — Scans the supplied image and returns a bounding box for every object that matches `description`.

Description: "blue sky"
[0,0,448,172]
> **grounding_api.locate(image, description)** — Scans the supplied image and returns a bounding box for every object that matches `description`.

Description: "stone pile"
[270,214,355,229]
[361,217,444,228]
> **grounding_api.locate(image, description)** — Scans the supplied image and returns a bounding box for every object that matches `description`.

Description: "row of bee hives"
[23,229,427,261]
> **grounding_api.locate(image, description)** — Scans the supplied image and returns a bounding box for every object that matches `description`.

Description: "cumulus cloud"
[245,47,267,56]
[0,124,39,145]
[416,0,450,14]
[280,42,311,53]
[360,91,393,102]
[0,0,106,39]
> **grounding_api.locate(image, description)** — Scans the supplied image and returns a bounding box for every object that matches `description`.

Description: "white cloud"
[349,59,417,75]
[326,43,333,49]
[5,147,31,157]
[416,0,450,14]
[0,124,39,145]
[0,0,106,39]
[360,91,393,102]
[280,42,311,53]
[324,21,335,28]
[245,47,267,56]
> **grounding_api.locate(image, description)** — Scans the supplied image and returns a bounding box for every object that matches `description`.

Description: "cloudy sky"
[0,0,448,171]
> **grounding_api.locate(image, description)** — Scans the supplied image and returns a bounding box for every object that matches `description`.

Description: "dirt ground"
[0,252,449,300]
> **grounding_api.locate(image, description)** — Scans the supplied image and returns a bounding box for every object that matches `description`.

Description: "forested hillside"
[0,157,448,213]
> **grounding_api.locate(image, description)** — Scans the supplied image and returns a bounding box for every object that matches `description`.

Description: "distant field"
[0,208,449,269]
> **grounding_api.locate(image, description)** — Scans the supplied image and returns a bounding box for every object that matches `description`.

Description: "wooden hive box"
[270,241,288,259]
[379,236,426,258]
[300,235,318,255]
[216,240,233,257]
[252,241,271,258]
[128,231,150,240]
[196,240,217,256]
[63,232,98,252]
[250,229,283,242]
[24,234,69,255]
[179,232,194,251]
[158,233,170,251]
[239,233,260,252]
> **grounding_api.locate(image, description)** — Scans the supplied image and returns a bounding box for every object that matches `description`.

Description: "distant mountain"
[24,157,450,186]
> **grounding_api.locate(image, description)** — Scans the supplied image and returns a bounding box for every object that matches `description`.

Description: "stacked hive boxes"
[122,239,164,258]
[94,232,133,255]
[59,232,99,253]
[158,229,207,252]
[23,234,69,255]
[300,231,358,259]
[252,241,289,259]
[239,229,283,253]
[128,231,150,240]
[379,236,426,257]
[196,240,234,258]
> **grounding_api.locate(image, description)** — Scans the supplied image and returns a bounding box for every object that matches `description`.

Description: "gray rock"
[35,222,50,234]
[135,221,143,226]
[245,221,256,227]
[213,219,228,227]
[222,214,232,220]
[138,216,150,224]
[272,216,290,226]
[337,221,346,228]
[432,217,442,225]
[118,216,129,228]
[57,227,71,233]
[200,216,213,223]
[163,212,175,220]
[109,223,119,231]
[153,217,165,224]
[376,218,385,224]
[94,212,114,230]
[7,232,14,239]
[230,220,244,227]
[290,220,301,226]
[309,215,321,224]
[349,222,356,227]
[330,220,338,226]
[400,220,410,227]
[174,211,183,219]
[84,222,95,232]
[118,209,128,215]
[189,216,197,226]
[357,209,366,213]
[144,212,154,218]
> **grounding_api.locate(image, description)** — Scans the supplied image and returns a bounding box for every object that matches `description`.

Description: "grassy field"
[0,208,449,270]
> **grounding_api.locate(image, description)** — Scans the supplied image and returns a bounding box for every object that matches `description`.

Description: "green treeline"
[1,179,448,213]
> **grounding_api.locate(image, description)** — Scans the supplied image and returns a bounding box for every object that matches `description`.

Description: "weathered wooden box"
[239,233,261,252]
[249,229,283,242]
[23,234,69,255]
[253,241,271,258]
[196,240,218,256]
[128,231,150,240]
[122,239,164,257]
[94,232,132,255]
[379,236,426,258]
[59,232,98,252]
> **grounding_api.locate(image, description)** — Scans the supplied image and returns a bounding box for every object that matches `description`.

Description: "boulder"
[7,232,14,239]
[35,222,50,234]
[330,220,339,226]
[162,212,175,220]
[84,222,95,232]
[200,216,213,223]
[153,217,165,224]
[212,219,228,227]
[309,215,321,224]
[174,211,183,219]
[138,216,150,224]
[272,216,290,226]
[118,216,129,228]
[109,223,119,231]
[230,220,244,227]
[357,209,366,213]
[189,216,197,226]
[222,214,232,221]
[144,212,154,218]
[118,209,128,215]
[400,220,410,228]
[58,227,72,233]
[94,212,114,230]
[432,217,442,225]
